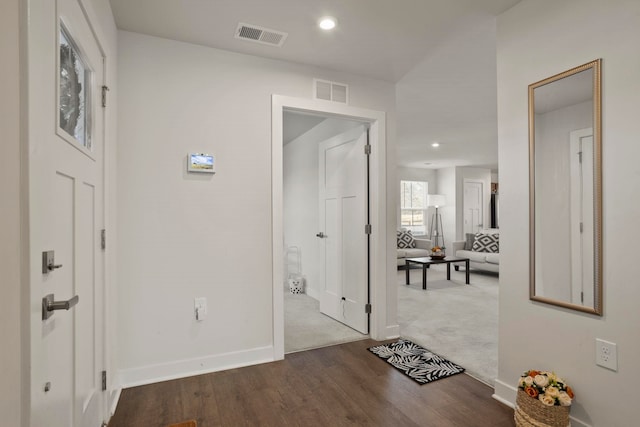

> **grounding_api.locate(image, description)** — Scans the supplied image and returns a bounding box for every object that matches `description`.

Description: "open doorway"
[282,111,369,352]
[272,95,389,361]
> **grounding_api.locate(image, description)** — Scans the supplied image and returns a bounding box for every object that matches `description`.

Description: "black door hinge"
[101,86,109,108]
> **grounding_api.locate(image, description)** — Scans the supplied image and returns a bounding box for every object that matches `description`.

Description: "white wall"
[283,118,362,298]
[495,1,640,425]
[435,168,456,249]
[430,167,491,247]
[396,167,437,236]
[116,31,396,385]
[0,0,24,424]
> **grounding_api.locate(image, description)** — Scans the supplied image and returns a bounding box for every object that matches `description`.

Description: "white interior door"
[464,181,484,234]
[570,128,594,306]
[30,0,106,425]
[318,126,369,334]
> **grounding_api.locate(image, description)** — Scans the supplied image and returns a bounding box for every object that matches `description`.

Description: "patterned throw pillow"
[397,230,416,249]
[472,233,499,253]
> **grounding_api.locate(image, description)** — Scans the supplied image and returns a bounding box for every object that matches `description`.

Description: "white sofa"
[397,237,432,266]
[451,229,499,273]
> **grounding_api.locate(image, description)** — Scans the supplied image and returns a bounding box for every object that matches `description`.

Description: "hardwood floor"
[108,339,514,427]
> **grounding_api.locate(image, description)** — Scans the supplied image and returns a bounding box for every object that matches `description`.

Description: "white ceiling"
[109,0,522,171]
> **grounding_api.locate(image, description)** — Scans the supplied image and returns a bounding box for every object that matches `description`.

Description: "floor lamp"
[428,194,446,248]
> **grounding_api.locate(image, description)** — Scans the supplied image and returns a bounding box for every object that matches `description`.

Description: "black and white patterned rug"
[368,339,465,385]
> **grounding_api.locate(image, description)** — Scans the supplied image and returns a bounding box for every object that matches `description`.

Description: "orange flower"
[528,370,540,377]
[524,386,539,398]
[566,386,574,399]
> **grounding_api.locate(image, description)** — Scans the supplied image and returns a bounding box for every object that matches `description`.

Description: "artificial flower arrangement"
[431,246,445,255]
[518,370,574,407]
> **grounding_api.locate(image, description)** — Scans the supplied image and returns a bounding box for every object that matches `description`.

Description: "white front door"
[318,126,369,334]
[464,181,484,234]
[29,0,106,425]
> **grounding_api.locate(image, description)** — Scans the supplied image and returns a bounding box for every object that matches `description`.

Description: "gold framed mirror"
[529,59,602,315]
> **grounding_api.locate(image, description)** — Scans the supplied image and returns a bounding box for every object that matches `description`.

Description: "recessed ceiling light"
[319,16,337,30]
[431,142,440,148]
[423,162,432,165]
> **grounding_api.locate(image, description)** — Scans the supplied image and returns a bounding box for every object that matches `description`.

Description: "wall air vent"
[235,23,288,47]
[314,79,349,104]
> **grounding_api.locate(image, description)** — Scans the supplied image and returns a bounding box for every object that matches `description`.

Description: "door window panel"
[59,25,92,148]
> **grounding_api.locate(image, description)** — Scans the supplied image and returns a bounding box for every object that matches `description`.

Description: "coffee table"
[405,256,470,290]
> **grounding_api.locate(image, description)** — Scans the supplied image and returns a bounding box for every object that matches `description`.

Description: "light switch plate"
[194,297,207,321]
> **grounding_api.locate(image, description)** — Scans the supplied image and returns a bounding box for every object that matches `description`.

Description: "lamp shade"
[427,194,446,207]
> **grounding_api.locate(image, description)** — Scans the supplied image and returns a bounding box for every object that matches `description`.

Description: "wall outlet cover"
[595,338,617,371]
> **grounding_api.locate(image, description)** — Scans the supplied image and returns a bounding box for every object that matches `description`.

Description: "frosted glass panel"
[59,25,92,148]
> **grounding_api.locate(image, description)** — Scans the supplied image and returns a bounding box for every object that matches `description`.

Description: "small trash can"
[288,274,304,294]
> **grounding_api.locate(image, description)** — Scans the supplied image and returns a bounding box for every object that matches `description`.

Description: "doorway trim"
[271,95,387,360]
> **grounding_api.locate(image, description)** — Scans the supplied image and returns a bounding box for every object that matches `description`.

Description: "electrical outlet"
[194,297,207,321]
[595,338,617,371]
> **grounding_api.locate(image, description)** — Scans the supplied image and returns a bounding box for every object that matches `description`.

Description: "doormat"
[368,339,465,384]
[168,421,196,427]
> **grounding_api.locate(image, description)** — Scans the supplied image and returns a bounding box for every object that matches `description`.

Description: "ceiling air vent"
[314,79,349,104]
[235,23,288,47]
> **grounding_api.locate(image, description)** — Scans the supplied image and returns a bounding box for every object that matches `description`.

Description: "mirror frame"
[529,59,603,315]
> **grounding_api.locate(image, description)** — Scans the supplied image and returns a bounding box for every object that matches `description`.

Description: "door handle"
[316,232,325,238]
[42,294,79,320]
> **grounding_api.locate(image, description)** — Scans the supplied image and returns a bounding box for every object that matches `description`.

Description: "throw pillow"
[464,233,476,250]
[472,233,499,253]
[397,230,416,249]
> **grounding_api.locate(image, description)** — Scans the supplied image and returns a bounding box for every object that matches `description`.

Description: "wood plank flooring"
[108,339,514,427]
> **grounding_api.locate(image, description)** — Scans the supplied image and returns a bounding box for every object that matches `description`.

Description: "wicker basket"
[514,390,570,427]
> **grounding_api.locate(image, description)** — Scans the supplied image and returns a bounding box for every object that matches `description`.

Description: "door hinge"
[101,370,107,391]
[101,229,106,250]
[578,151,583,164]
[579,222,583,233]
[581,291,584,304]
[365,224,372,234]
[365,303,372,314]
[364,144,371,155]
[101,85,110,108]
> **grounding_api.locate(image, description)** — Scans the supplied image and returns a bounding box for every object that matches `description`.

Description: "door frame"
[271,95,387,360]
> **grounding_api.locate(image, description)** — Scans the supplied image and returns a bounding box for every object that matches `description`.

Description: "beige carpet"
[398,265,499,385]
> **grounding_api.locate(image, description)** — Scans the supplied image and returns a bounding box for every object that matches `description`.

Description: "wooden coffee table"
[405,256,470,290]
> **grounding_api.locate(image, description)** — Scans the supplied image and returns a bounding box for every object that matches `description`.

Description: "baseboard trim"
[108,387,121,417]
[493,379,517,407]
[493,378,591,427]
[383,324,400,340]
[118,345,274,388]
